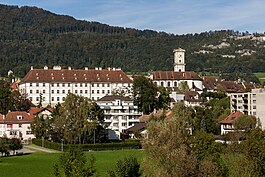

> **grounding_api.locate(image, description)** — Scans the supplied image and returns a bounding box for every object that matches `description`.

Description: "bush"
[32,139,141,151]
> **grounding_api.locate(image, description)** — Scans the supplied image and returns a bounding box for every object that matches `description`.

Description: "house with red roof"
[219,111,243,135]
[0,111,35,141]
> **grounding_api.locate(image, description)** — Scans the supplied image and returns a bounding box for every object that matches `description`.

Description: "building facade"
[230,88,265,128]
[0,111,35,141]
[19,66,132,106]
[97,95,142,139]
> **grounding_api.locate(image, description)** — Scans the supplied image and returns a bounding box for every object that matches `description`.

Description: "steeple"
[173,48,186,72]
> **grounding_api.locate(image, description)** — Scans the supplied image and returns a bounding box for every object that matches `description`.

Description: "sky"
[1,0,265,34]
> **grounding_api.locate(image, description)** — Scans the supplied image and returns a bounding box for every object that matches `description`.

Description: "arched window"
[167,82,170,87]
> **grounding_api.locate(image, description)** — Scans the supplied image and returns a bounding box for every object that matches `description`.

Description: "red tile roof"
[184,91,203,102]
[28,107,53,116]
[21,69,132,84]
[0,111,34,123]
[153,71,202,80]
[219,111,243,124]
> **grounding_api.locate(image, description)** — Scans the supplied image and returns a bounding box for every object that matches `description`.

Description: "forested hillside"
[1,4,265,82]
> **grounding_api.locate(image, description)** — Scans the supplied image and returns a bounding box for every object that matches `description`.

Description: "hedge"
[32,139,141,152]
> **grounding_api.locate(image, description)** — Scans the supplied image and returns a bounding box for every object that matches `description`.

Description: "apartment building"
[230,88,265,128]
[19,66,132,106]
[97,95,142,139]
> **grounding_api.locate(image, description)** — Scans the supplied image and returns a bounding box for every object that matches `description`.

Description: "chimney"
[31,66,34,70]
[99,67,102,70]
[95,67,98,70]
[44,66,48,70]
[85,67,88,70]
[107,67,111,71]
[68,67,71,70]
[113,67,116,71]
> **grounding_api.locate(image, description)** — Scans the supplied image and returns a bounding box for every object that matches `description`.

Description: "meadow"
[0,149,144,177]
[254,72,265,84]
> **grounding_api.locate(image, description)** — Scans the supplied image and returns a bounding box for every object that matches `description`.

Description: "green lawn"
[0,150,144,177]
[254,72,265,84]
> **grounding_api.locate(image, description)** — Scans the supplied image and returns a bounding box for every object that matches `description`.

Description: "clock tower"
[173,48,185,72]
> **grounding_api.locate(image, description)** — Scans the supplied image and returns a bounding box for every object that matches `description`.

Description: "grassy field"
[0,150,144,177]
[254,72,265,84]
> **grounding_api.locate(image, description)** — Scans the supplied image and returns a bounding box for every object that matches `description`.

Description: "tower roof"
[173,48,185,52]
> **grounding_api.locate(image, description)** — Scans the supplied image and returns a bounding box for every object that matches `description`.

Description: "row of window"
[154,81,179,87]
[29,89,111,94]
[29,83,113,87]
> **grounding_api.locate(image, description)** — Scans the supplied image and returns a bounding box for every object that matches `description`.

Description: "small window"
[75,90,78,94]
[107,83,110,87]
[102,90,105,94]
[62,97,65,101]
[102,84,104,87]
[17,116,23,120]
[92,90,94,94]
[92,84,94,87]
[30,83,33,87]
[80,83,82,87]
[161,82,164,87]
[36,90,39,94]
[29,97,32,101]
[52,90,54,94]
[57,83,60,87]
[107,90,110,94]
[19,124,22,128]
[97,83,100,87]
[30,90,32,94]
[57,97,60,101]
[80,90,83,94]
[97,90,99,94]
[57,90,60,94]
[85,90,88,94]
[62,90,65,94]
[51,83,54,87]
[36,97,39,101]
[51,97,54,101]
[36,83,39,87]
[43,83,45,87]
[75,84,78,87]
[68,83,71,87]
[85,83,88,87]
[167,82,170,87]
[68,90,71,93]
[43,90,45,94]
[62,83,65,87]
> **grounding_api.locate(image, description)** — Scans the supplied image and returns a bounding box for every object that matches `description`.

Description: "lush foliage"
[54,147,97,177]
[53,93,104,144]
[107,156,141,177]
[142,103,226,177]
[0,137,22,156]
[133,76,170,114]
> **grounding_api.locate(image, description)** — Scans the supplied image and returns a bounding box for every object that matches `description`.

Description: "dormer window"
[17,116,23,120]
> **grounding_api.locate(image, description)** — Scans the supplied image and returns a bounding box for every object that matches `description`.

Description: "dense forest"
[0,4,265,82]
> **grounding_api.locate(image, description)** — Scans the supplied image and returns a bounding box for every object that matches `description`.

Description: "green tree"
[9,138,23,155]
[0,80,13,114]
[54,147,97,177]
[142,103,226,177]
[133,76,158,114]
[54,93,104,144]
[243,128,265,176]
[234,115,257,132]
[0,137,9,156]
[156,86,170,110]
[107,156,141,177]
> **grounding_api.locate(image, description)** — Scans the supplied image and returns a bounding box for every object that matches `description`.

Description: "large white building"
[19,66,132,106]
[97,95,142,139]
[230,88,265,128]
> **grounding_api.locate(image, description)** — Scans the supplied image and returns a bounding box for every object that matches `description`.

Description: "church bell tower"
[173,48,186,72]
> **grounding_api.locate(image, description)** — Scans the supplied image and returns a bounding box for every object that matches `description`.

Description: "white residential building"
[19,66,132,107]
[0,111,35,141]
[230,88,265,128]
[97,95,142,139]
